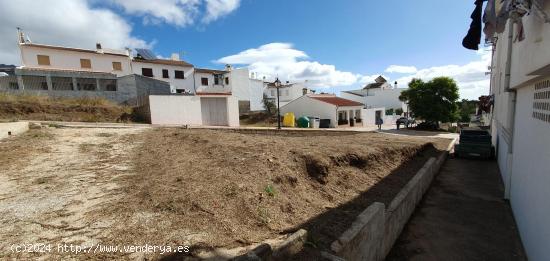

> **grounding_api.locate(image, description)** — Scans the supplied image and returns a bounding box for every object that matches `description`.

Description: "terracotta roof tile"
[309,96,364,107]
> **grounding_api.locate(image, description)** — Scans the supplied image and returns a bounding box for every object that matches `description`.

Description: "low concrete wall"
[0,121,29,140]
[328,140,454,261]
[330,203,385,261]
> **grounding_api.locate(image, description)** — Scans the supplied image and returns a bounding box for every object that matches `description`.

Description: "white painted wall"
[229,68,265,111]
[280,96,338,127]
[264,83,308,103]
[362,107,386,126]
[226,96,240,127]
[19,44,132,76]
[149,95,202,125]
[509,84,550,261]
[341,88,407,111]
[132,61,195,93]
[489,5,550,260]
[194,72,231,94]
[149,95,239,127]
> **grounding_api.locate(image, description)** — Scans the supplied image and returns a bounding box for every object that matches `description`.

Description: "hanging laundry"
[463,0,487,50]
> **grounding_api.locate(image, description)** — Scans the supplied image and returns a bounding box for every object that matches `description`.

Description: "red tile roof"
[309,95,364,107]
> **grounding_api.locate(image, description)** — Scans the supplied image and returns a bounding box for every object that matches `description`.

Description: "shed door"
[201,97,228,126]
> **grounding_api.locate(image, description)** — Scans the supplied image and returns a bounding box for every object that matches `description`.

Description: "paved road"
[386,158,526,261]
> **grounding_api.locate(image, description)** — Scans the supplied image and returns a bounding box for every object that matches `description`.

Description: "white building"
[131,56,195,94]
[264,82,313,107]
[19,42,133,77]
[149,94,239,127]
[486,1,550,260]
[280,94,380,128]
[341,76,408,114]
[229,68,265,112]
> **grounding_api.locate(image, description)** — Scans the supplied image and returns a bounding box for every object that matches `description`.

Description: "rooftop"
[309,95,364,107]
[20,43,130,57]
[194,68,228,74]
[133,58,193,67]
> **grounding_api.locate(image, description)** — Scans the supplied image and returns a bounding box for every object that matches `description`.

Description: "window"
[174,70,185,79]
[112,62,122,71]
[51,77,73,91]
[77,78,97,91]
[214,74,223,85]
[80,59,92,69]
[142,68,153,77]
[37,55,50,66]
[162,69,169,79]
[201,77,209,86]
[271,90,275,96]
[225,77,229,85]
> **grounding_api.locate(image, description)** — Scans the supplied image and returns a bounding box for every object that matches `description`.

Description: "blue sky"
[0,0,490,99]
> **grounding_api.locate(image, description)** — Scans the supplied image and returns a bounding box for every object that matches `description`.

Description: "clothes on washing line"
[463,0,487,50]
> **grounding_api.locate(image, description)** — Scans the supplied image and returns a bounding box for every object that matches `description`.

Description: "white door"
[201,97,228,126]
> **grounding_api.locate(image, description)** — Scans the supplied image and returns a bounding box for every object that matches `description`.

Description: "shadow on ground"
[386,158,526,261]
[160,144,445,261]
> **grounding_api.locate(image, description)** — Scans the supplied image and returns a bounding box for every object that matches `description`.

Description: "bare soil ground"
[0,127,451,260]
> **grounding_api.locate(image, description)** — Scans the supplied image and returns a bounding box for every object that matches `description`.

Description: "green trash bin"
[297,116,310,128]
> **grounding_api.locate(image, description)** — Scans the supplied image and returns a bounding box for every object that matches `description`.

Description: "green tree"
[457,99,477,123]
[399,77,460,128]
[262,94,276,115]
[395,108,404,116]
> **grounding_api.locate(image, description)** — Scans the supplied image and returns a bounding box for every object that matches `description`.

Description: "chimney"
[225,64,233,71]
[171,53,180,61]
[96,43,102,50]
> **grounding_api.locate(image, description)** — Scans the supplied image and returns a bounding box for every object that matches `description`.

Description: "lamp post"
[274,77,282,129]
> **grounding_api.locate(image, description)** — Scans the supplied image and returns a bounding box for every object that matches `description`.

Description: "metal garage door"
[201,97,228,126]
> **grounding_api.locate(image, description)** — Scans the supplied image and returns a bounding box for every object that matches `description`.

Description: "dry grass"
[0,93,133,122]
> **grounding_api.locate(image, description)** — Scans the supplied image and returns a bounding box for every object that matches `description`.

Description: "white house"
[18,42,133,77]
[485,1,550,260]
[280,94,376,128]
[131,54,195,94]
[264,82,313,107]
[341,76,408,115]
[228,67,265,112]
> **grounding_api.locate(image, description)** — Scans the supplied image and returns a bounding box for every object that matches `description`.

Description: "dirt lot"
[0,127,451,259]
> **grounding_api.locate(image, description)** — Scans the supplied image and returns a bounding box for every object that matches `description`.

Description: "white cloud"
[0,0,150,65]
[111,0,240,26]
[216,43,359,88]
[203,0,241,23]
[394,49,491,100]
[385,65,417,74]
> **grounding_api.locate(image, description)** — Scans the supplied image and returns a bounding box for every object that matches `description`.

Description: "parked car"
[396,117,414,128]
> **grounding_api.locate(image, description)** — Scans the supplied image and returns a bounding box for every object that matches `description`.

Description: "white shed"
[149,94,239,127]
[280,94,365,128]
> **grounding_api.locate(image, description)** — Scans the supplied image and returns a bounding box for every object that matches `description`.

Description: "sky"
[0,0,490,99]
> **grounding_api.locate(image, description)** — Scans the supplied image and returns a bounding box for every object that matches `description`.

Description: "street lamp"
[274,77,282,129]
